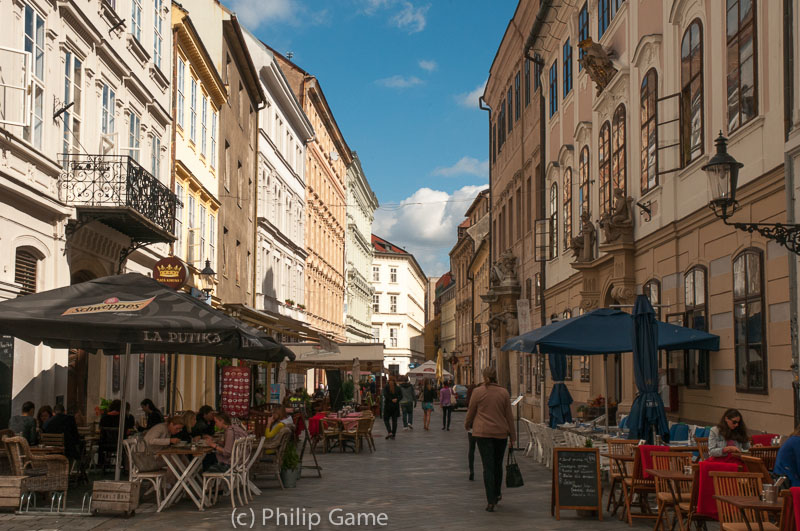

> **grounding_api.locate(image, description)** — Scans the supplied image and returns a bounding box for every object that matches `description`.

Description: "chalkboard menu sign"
[550,447,603,520]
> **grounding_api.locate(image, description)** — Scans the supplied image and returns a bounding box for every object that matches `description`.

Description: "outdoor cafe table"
[713,495,783,531]
[156,445,214,512]
[646,468,693,520]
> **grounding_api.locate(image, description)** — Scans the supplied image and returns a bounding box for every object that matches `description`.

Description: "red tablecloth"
[791,487,800,531]
[752,434,778,446]
[308,413,327,438]
[639,445,669,479]
[696,461,739,519]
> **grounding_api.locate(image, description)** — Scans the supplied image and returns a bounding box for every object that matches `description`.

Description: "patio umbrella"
[547,353,573,428]
[352,357,361,404]
[408,360,450,378]
[0,273,294,479]
[627,295,670,444]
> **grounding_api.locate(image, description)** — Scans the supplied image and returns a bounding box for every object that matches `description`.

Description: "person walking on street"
[419,379,437,430]
[440,381,454,430]
[466,384,477,480]
[464,366,516,513]
[382,377,401,439]
[398,376,416,430]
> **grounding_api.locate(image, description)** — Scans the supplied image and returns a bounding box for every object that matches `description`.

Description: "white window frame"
[187,194,197,264]
[131,0,142,42]
[151,135,161,177]
[0,46,31,128]
[200,94,207,157]
[372,266,379,282]
[372,294,380,313]
[128,111,141,161]
[62,51,83,165]
[101,83,116,135]
[199,204,206,265]
[390,295,397,313]
[208,213,216,270]
[389,327,398,348]
[210,110,217,168]
[190,77,197,143]
[175,183,184,257]
[177,58,185,128]
[390,267,397,283]
[153,0,163,69]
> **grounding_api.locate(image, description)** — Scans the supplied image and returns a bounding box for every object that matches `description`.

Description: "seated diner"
[774,425,800,486]
[708,408,751,464]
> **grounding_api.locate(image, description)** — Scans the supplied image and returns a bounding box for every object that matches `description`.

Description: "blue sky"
[234,0,516,276]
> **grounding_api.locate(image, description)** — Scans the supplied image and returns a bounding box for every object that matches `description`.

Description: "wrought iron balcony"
[59,154,178,243]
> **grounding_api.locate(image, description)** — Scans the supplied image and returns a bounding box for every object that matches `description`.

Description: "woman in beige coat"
[464,366,516,512]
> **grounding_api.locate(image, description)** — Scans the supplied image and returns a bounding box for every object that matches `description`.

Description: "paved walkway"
[0,408,679,530]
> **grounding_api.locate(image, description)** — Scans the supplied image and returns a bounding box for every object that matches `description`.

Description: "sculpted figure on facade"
[578,39,619,95]
[489,249,519,287]
[599,189,634,243]
[570,210,596,262]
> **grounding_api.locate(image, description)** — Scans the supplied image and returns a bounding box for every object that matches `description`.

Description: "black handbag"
[506,448,524,488]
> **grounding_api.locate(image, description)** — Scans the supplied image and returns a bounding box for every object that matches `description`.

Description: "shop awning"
[286,342,385,371]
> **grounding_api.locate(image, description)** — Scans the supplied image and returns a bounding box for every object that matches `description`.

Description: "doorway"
[66,270,95,417]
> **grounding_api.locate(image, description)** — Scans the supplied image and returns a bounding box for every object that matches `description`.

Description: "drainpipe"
[784,0,799,426]
[479,96,492,371]
[468,268,475,386]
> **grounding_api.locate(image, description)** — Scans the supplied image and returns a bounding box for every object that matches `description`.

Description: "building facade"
[370,235,426,375]
[450,219,474,384]
[0,0,178,423]
[271,52,351,342]
[436,273,457,367]
[465,191,491,385]
[344,152,378,342]
[489,0,793,430]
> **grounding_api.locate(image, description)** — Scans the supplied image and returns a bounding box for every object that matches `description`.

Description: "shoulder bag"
[505,447,524,488]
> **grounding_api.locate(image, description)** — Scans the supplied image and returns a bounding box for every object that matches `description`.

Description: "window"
[733,250,765,393]
[153,0,163,69]
[131,0,142,41]
[372,266,380,282]
[14,249,38,295]
[208,213,216,270]
[389,328,398,348]
[534,273,542,306]
[201,95,207,157]
[199,205,206,265]
[372,294,379,313]
[390,267,397,283]
[187,194,196,263]
[222,227,228,276]
[565,356,574,381]
[563,39,573,97]
[372,327,380,342]
[190,78,197,143]
[128,111,141,162]
[177,59,185,129]
[563,168,572,250]
[175,183,184,257]
[643,279,661,319]
[23,4,45,149]
[681,20,704,166]
[151,135,160,177]
[611,104,627,197]
[514,72,521,120]
[598,0,610,38]
[507,87,513,133]
[598,121,612,214]
[549,61,558,117]
[726,0,757,131]
[62,51,82,166]
[101,84,116,135]
[549,183,558,259]
[224,141,230,190]
[534,60,541,91]
[579,146,590,215]
[641,69,658,193]
[524,59,531,106]
[578,3,589,69]
[210,111,217,168]
[580,356,590,382]
[390,295,397,313]
[684,267,708,388]
[525,355,532,393]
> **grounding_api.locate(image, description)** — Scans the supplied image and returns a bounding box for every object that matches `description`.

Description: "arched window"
[549,183,558,258]
[726,0,757,130]
[681,20,704,166]
[684,266,708,388]
[643,279,660,319]
[14,248,39,296]
[640,69,658,193]
[563,168,572,250]
[611,104,627,197]
[733,250,765,393]
[579,146,590,215]
[598,122,612,214]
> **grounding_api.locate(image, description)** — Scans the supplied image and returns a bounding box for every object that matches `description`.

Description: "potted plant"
[280,440,300,488]
[94,397,112,417]
[297,304,306,310]
[342,379,355,403]
[284,299,294,307]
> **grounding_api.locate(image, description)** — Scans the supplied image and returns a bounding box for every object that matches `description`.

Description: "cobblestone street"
[0,408,671,531]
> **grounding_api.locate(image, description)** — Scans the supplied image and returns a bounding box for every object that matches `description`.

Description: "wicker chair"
[251,427,291,490]
[710,471,773,531]
[606,438,638,516]
[339,418,373,454]
[0,429,13,475]
[651,451,693,531]
[319,418,341,453]
[2,435,69,510]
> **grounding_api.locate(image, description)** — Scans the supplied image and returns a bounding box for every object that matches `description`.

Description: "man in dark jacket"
[192,405,216,437]
[9,401,37,445]
[398,377,417,430]
[43,403,81,460]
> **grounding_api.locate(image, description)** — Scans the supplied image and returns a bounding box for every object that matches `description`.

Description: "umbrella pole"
[115,343,131,481]
[539,348,545,424]
[604,354,609,434]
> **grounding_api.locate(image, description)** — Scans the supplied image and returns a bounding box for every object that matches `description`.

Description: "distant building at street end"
[423,276,440,362]
[370,235,426,375]
[434,273,456,369]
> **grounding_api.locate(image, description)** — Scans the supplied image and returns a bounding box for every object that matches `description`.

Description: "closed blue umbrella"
[627,295,670,444]
[547,353,573,427]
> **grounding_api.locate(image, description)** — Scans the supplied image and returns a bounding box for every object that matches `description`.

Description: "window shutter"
[14,249,37,295]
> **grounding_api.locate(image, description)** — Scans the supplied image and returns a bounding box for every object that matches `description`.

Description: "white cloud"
[418,59,437,72]
[391,2,429,33]
[373,185,487,276]
[455,80,487,108]
[361,0,392,15]
[228,0,297,29]
[375,75,424,88]
[432,156,489,179]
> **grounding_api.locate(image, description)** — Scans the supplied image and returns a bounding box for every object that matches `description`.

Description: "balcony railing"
[59,154,178,241]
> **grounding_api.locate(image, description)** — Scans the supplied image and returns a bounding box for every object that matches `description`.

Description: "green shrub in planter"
[281,440,301,488]
[342,380,355,402]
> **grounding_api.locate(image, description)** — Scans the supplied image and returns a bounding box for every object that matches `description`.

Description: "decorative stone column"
[481,250,522,390]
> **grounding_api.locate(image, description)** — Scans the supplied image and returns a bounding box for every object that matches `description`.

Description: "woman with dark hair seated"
[708,408,751,464]
[140,398,163,431]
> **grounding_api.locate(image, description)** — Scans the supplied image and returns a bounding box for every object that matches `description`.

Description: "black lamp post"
[704,132,800,254]
[198,259,216,299]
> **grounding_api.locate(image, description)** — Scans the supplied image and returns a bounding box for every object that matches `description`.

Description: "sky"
[234,0,517,277]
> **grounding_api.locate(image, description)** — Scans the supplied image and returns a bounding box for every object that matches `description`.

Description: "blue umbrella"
[547,353,573,428]
[627,295,670,444]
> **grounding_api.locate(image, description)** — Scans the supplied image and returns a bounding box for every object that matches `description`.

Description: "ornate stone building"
[344,152,378,342]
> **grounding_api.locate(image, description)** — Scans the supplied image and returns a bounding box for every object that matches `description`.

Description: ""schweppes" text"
[62,297,155,315]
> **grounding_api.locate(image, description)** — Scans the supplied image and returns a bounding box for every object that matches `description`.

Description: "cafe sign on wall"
[152,257,188,290]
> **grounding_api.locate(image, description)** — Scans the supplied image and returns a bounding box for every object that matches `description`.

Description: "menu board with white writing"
[551,447,602,521]
[221,366,250,419]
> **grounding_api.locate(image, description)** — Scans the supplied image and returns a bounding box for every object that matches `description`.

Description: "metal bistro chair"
[202,437,247,508]
[243,436,266,500]
[122,438,167,508]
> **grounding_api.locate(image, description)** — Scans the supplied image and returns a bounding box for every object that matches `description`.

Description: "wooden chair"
[339,418,373,454]
[778,491,795,531]
[651,451,693,531]
[710,471,772,531]
[695,437,709,460]
[750,446,780,471]
[39,433,65,454]
[606,438,638,517]
[623,446,665,525]
[319,418,342,454]
[742,455,774,485]
[2,435,69,510]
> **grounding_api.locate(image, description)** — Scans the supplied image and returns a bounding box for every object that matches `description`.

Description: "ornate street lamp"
[198,259,216,299]
[704,132,800,254]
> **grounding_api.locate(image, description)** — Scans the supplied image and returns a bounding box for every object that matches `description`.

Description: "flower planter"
[0,476,25,510]
[280,468,300,488]
[91,480,141,516]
